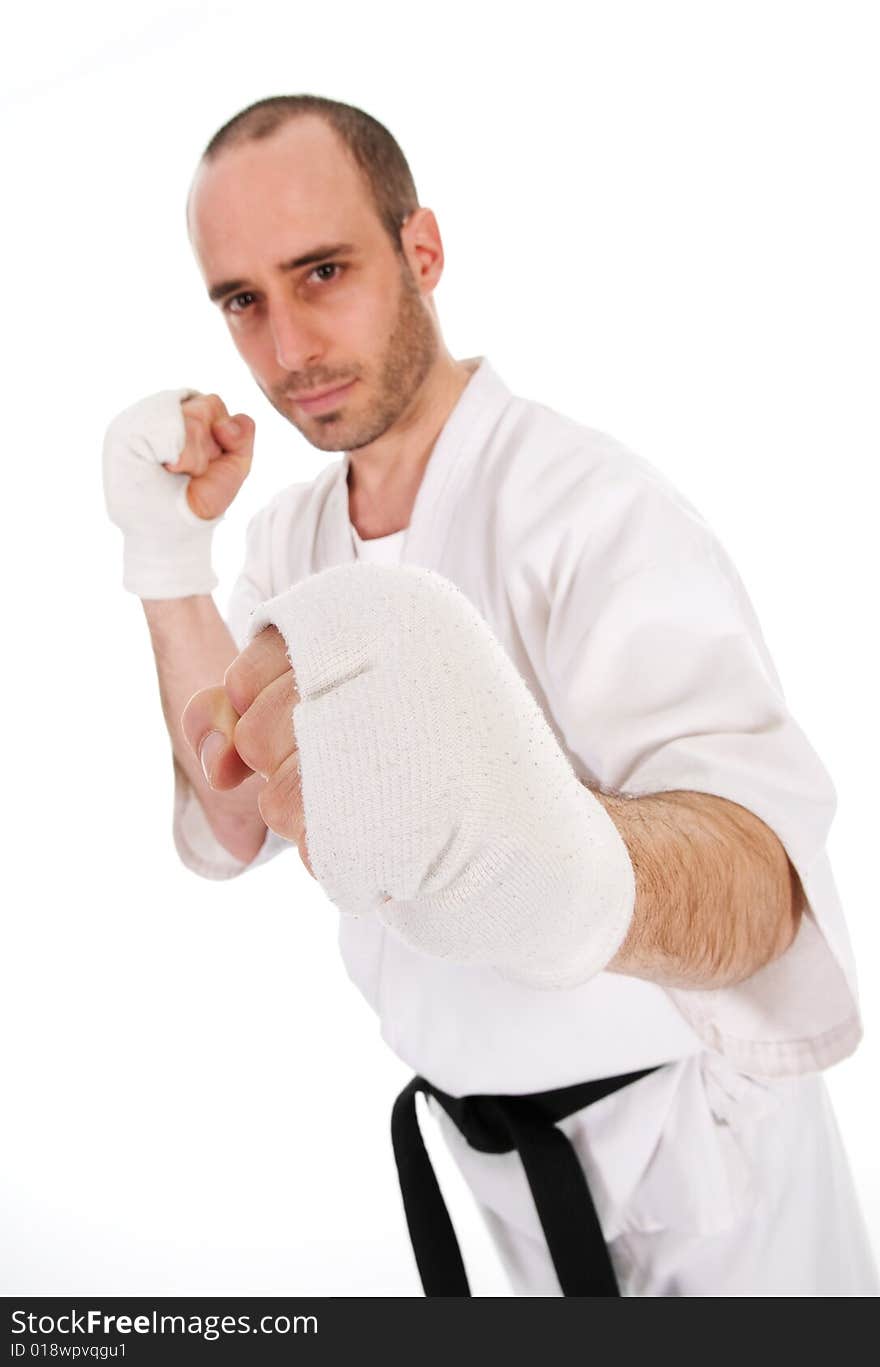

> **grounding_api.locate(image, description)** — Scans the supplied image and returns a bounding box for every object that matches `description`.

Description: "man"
[102,94,877,1295]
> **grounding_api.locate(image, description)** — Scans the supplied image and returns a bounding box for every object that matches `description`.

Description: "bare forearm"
[598,789,804,989]
[142,595,267,862]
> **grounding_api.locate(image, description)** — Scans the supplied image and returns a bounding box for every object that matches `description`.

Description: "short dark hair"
[199,94,420,251]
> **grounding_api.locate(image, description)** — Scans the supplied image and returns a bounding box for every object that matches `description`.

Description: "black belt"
[391,1065,667,1296]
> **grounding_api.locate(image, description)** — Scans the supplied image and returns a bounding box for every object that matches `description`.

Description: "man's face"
[187,117,437,452]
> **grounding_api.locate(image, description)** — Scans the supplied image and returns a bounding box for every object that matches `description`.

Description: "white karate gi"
[173,357,878,1295]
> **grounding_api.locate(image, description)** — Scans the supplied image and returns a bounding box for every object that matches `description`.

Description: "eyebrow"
[207,242,357,303]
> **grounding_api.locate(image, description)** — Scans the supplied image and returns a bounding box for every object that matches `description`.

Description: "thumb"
[181,684,255,790]
[212,412,255,453]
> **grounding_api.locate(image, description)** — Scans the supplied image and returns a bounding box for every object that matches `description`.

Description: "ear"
[399,207,445,295]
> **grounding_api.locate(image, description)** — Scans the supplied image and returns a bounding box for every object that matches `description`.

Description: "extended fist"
[229,564,635,988]
[180,626,315,878]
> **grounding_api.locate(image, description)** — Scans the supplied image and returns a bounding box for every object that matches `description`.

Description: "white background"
[2,0,877,1295]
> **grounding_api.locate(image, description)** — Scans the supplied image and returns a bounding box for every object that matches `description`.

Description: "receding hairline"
[200,107,346,168]
[186,115,360,227]
[188,96,420,250]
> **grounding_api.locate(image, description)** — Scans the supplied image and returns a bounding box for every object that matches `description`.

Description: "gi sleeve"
[171,502,289,880]
[533,523,862,1076]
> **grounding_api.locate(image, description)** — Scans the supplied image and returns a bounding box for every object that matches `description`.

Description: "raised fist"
[102,387,255,599]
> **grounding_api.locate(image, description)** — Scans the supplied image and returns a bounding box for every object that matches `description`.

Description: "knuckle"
[256,787,273,831]
[258,784,287,837]
[224,656,258,715]
[258,763,304,839]
[231,710,263,772]
[284,764,305,816]
[182,392,226,427]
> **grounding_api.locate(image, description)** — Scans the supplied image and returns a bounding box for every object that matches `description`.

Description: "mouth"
[290,379,357,415]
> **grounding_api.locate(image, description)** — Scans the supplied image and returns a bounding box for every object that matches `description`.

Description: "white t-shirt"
[349,522,408,563]
[173,356,861,1095]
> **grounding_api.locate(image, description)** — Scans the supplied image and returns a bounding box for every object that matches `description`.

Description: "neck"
[347,351,478,539]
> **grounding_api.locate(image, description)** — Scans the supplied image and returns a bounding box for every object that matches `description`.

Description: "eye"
[224,292,256,315]
[308,262,342,284]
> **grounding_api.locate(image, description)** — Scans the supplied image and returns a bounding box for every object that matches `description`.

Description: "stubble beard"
[265,261,439,453]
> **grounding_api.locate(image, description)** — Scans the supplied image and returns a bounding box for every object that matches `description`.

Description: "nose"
[268,302,325,372]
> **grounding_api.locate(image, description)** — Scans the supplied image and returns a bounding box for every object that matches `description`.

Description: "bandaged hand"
[101,388,255,599]
[192,564,636,988]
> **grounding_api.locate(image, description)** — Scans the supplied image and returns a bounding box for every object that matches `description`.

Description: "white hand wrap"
[102,388,224,598]
[245,563,636,989]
